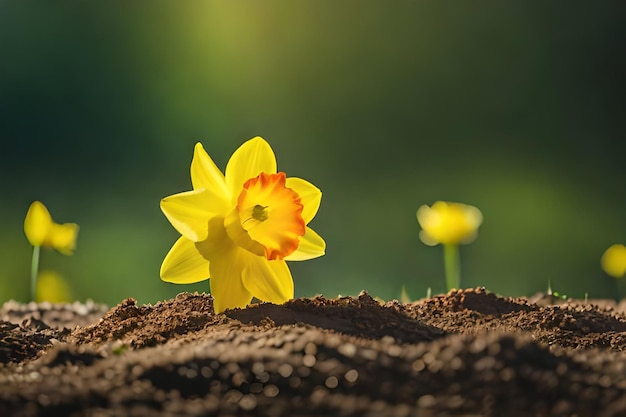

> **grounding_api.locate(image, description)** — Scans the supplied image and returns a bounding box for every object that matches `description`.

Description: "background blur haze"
[1,2,625,305]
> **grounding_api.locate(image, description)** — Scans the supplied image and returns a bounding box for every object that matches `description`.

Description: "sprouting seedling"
[416,201,483,292]
[24,201,79,302]
[546,280,567,302]
[112,343,130,356]
[400,285,411,304]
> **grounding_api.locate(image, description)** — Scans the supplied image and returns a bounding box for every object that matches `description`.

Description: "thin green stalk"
[616,278,626,302]
[443,244,460,291]
[30,245,40,302]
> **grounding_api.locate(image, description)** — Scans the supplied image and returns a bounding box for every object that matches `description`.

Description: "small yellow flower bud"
[416,201,483,246]
[601,244,626,278]
[24,201,79,254]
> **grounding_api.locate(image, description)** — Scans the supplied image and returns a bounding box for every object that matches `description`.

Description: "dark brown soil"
[2,288,626,416]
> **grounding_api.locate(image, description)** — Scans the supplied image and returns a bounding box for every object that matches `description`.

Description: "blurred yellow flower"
[601,244,626,278]
[416,201,483,246]
[24,201,79,255]
[36,270,73,303]
[416,201,483,291]
[160,137,325,313]
[24,201,78,301]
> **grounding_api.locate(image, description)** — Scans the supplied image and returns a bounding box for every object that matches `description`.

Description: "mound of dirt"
[1,288,626,416]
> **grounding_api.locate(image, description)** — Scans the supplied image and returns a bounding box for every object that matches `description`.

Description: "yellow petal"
[284,227,326,261]
[242,257,294,305]
[161,236,210,284]
[601,244,626,278]
[45,223,79,255]
[286,177,321,224]
[161,188,228,242]
[225,137,277,201]
[190,142,230,200]
[24,201,53,247]
[208,244,254,313]
[418,230,440,247]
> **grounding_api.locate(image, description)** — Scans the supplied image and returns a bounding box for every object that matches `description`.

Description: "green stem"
[443,244,460,291]
[616,278,626,302]
[30,245,40,302]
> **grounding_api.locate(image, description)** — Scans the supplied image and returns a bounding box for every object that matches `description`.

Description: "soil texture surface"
[2,288,626,416]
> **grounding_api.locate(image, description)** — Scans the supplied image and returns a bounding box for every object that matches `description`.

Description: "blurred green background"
[1,1,625,306]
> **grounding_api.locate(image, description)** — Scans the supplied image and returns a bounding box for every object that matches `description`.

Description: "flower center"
[226,172,305,260]
[250,204,269,222]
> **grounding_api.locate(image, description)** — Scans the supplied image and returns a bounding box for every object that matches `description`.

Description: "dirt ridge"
[1,288,626,416]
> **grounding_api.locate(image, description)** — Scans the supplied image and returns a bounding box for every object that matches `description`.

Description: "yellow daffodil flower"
[24,201,79,255]
[416,201,483,291]
[416,201,483,246]
[160,137,326,313]
[24,201,78,301]
[601,244,626,278]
